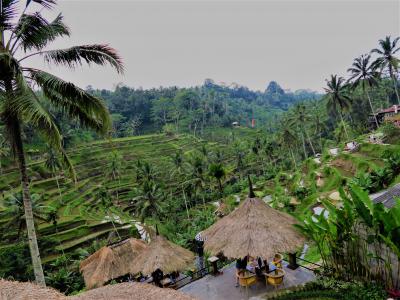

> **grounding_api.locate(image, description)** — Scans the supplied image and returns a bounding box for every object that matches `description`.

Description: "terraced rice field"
[0,133,225,263]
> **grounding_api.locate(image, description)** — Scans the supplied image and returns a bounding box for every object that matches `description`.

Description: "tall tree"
[44,147,63,201]
[324,75,351,140]
[132,179,164,232]
[288,104,316,158]
[1,192,47,240]
[278,118,298,168]
[208,162,226,196]
[347,54,381,128]
[0,0,123,285]
[372,36,400,104]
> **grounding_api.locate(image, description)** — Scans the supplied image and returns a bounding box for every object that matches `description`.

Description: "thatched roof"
[131,235,194,275]
[70,282,197,300]
[0,279,65,300]
[202,179,305,259]
[80,238,148,289]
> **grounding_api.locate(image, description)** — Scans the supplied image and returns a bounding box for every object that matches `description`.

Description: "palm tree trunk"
[218,178,223,195]
[13,121,46,286]
[182,188,190,220]
[389,66,400,105]
[366,90,379,128]
[339,111,350,140]
[289,148,297,169]
[300,132,307,159]
[304,130,316,156]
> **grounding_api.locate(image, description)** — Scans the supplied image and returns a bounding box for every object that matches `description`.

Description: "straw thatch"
[80,238,148,289]
[202,194,305,259]
[70,282,197,300]
[0,279,65,300]
[131,235,194,275]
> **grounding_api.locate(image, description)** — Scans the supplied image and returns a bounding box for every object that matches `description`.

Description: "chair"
[238,272,257,298]
[272,253,283,269]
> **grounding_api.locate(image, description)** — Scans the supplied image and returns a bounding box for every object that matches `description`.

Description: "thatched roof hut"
[80,238,148,289]
[0,279,65,300]
[202,176,305,259]
[131,235,194,275]
[70,282,197,300]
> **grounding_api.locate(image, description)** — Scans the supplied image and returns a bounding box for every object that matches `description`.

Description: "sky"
[26,0,400,92]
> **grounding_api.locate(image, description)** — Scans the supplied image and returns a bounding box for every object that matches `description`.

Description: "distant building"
[369,105,400,128]
[231,121,240,128]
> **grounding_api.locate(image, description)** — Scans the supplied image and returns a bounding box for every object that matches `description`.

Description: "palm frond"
[60,148,76,183]
[41,44,124,73]
[14,13,70,52]
[7,73,63,148]
[28,69,111,134]
[0,0,18,31]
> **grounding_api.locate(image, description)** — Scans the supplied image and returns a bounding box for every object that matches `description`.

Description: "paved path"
[180,262,315,300]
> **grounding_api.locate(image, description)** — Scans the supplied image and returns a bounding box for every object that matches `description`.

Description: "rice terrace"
[0,0,400,299]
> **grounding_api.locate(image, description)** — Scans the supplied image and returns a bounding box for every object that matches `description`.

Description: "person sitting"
[246,256,257,273]
[151,268,164,288]
[272,254,283,269]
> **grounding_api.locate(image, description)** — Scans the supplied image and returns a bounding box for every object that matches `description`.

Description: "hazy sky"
[27,0,400,92]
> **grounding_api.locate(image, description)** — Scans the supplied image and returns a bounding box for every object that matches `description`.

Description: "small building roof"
[376,105,400,114]
[370,183,400,208]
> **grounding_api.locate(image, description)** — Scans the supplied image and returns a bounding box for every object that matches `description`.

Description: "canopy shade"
[71,282,197,300]
[131,235,194,275]
[202,195,305,259]
[0,279,65,300]
[80,238,148,289]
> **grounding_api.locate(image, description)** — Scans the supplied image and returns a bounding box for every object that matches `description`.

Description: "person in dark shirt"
[151,268,164,288]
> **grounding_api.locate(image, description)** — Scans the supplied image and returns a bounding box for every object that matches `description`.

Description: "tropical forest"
[0,1,400,300]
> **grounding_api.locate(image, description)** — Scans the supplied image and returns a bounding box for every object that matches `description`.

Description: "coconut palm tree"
[96,186,121,240]
[0,133,8,174]
[107,151,122,202]
[278,118,298,168]
[1,191,47,240]
[208,162,226,195]
[0,0,123,285]
[347,54,381,128]
[288,104,316,158]
[324,75,351,140]
[44,147,63,200]
[371,36,400,104]
[132,179,164,232]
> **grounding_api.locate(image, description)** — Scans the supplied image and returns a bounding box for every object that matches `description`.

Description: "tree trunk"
[393,77,400,105]
[300,132,307,159]
[13,121,46,286]
[304,130,316,156]
[182,188,190,220]
[366,90,379,128]
[218,178,223,195]
[389,65,400,105]
[339,111,350,140]
[289,148,297,169]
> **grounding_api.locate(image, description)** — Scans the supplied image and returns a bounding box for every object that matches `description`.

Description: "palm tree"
[107,151,122,202]
[0,133,8,174]
[278,118,298,168]
[311,111,327,152]
[0,0,123,285]
[208,162,226,195]
[288,104,316,158]
[371,36,400,104]
[44,147,63,201]
[97,186,121,240]
[132,179,164,232]
[347,54,381,128]
[1,192,47,240]
[324,75,351,140]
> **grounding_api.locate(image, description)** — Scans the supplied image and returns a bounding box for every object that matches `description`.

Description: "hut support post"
[287,252,299,270]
